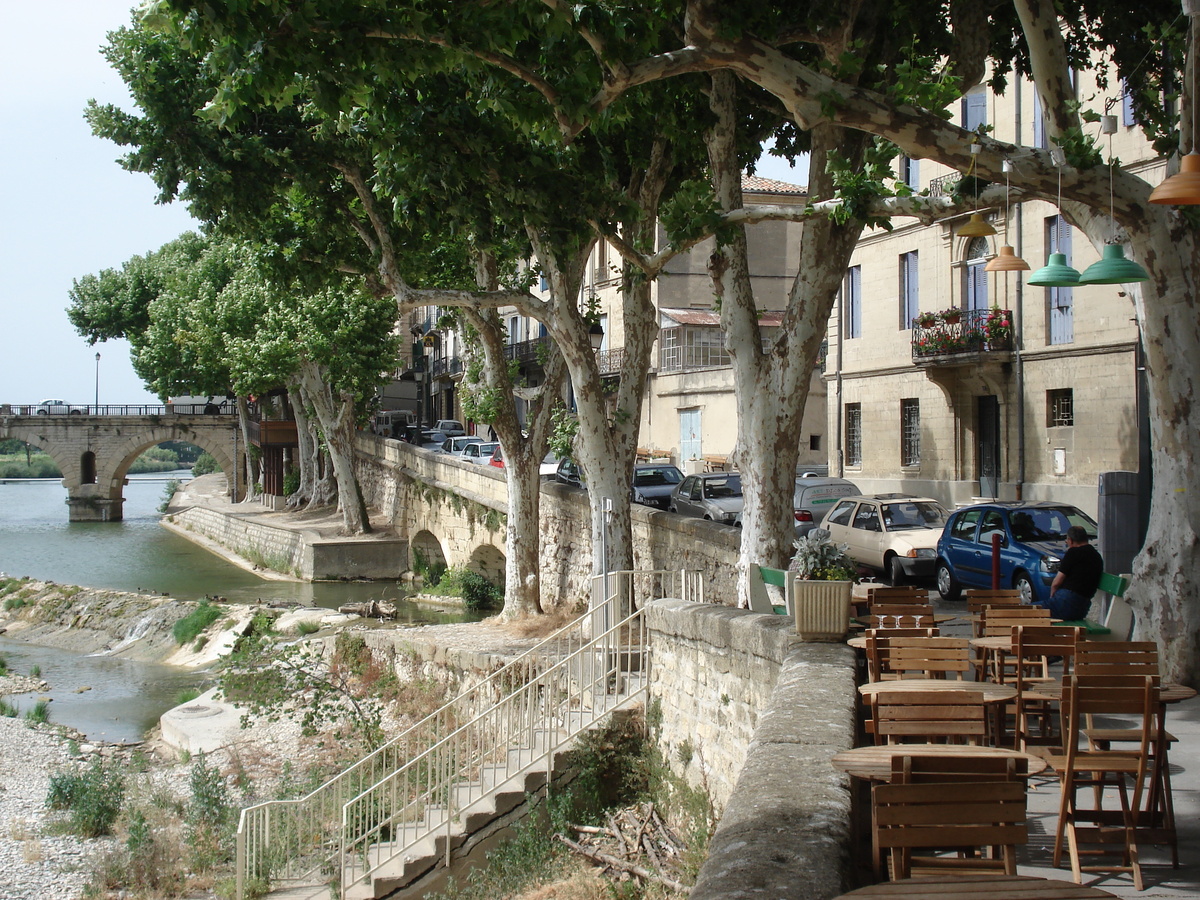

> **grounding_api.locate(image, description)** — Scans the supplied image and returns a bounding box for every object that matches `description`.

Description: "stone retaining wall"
[645,600,856,900]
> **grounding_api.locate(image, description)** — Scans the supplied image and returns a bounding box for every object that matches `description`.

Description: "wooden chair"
[864,628,940,682]
[872,755,1029,880]
[966,591,1025,638]
[887,637,971,680]
[1008,625,1081,750]
[1045,674,1158,890]
[873,689,988,746]
[1075,642,1177,866]
[864,604,935,631]
[978,607,1053,681]
[869,586,930,604]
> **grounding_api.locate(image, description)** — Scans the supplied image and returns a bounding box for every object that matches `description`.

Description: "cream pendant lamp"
[986,159,1031,272]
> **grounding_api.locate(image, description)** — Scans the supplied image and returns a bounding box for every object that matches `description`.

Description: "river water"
[0,471,470,741]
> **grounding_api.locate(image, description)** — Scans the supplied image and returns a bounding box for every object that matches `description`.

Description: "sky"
[0,2,805,408]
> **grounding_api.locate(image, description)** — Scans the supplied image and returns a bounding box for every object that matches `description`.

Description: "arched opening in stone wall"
[411,529,449,582]
[80,451,97,485]
[467,543,506,589]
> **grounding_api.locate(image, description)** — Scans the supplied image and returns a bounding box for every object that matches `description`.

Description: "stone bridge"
[0,406,242,522]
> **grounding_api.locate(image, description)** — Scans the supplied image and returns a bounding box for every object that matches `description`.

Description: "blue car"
[935,502,1098,603]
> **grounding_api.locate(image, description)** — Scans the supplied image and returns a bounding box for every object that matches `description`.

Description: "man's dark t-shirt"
[1058,543,1104,598]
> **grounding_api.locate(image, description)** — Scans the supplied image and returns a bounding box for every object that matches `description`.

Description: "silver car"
[669,472,743,524]
[440,435,483,456]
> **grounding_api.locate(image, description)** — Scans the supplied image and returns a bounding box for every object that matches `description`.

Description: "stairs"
[237,570,685,900]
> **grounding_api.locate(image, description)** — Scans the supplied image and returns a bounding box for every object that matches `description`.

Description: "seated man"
[1038,525,1103,620]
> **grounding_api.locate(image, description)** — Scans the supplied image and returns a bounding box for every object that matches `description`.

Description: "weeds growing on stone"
[172,601,223,645]
[24,699,51,725]
[46,757,126,837]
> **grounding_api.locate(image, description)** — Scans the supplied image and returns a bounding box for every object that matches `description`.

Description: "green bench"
[750,565,790,616]
[1057,573,1130,636]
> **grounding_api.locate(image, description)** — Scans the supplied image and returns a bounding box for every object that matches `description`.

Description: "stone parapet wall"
[355,435,740,608]
[645,600,856,900]
[168,506,309,577]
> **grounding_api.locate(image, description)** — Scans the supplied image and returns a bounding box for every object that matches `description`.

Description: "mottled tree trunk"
[285,385,318,509]
[296,360,371,535]
[235,395,260,501]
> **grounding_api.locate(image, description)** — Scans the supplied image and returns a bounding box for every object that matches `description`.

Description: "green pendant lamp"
[1078,243,1150,284]
[1027,252,1081,286]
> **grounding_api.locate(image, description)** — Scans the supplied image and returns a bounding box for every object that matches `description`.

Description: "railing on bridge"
[2,403,246,417]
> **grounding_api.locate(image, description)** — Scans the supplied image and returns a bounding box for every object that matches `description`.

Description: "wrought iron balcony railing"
[911,307,1013,361]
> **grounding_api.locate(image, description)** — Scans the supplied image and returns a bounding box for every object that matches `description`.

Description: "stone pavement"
[925,586,1200,899]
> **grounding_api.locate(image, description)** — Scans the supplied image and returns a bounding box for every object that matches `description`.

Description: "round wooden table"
[831,744,1048,781]
[832,873,1119,898]
[858,678,1017,703]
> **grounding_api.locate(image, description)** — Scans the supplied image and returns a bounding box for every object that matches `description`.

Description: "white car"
[821,495,950,585]
[36,399,86,415]
[461,441,499,464]
[435,419,466,437]
[440,436,483,456]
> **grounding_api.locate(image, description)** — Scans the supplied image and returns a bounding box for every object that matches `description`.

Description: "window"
[978,510,1008,546]
[843,266,862,339]
[809,434,821,451]
[899,155,920,190]
[963,237,989,312]
[900,398,920,466]
[853,505,881,532]
[962,89,987,132]
[951,509,982,542]
[1033,92,1047,149]
[1046,215,1074,344]
[845,403,862,467]
[1048,388,1074,427]
[899,251,919,328]
[826,500,856,528]
[539,273,549,293]
[1121,80,1136,127]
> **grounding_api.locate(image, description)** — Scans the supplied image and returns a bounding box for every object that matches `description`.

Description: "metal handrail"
[235,569,698,898]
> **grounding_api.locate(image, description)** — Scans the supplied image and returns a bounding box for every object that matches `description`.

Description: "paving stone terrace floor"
[879,586,1200,899]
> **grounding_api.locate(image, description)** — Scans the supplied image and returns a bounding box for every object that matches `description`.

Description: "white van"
[373,409,418,437]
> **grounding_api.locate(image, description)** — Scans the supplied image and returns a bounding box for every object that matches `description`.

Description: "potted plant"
[788,527,858,641]
[915,311,938,328]
[939,307,962,325]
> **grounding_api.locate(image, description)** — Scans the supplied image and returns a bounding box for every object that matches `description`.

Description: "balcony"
[911,308,1013,365]
[504,336,553,365]
[247,418,298,448]
[597,347,624,375]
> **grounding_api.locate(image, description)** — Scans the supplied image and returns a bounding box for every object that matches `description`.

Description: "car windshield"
[881,501,948,531]
[703,474,742,499]
[1009,506,1097,542]
[634,467,682,487]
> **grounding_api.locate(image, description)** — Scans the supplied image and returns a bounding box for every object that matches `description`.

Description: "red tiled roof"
[661,308,785,326]
[741,174,807,195]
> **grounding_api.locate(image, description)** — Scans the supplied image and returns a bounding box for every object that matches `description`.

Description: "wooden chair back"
[887,637,971,680]
[1074,641,1161,678]
[873,689,987,745]
[965,588,1023,610]
[981,606,1051,636]
[864,629,940,682]
[868,587,930,606]
[872,772,1027,879]
[891,753,1030,784]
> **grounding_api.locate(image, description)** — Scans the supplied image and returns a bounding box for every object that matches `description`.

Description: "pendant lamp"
[1028,252,1081,286]
[986,245,1031,272]
[986,158,1031,272]
[1078,243,1151,283]
[956,143,998,238]
[1149,151,1200,204]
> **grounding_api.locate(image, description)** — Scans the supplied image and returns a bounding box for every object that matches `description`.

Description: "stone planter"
[793,579,853,641]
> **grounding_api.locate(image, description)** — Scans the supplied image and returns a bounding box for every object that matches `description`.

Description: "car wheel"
[1013,571,1035,605]
[36,409,47,415]
[888,554,906,586]
[936,560,961,602]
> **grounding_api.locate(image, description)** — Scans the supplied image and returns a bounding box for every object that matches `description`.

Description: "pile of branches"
[555,802,691,893]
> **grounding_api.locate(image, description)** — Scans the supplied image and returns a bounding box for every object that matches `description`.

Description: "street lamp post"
[94,352,101,411]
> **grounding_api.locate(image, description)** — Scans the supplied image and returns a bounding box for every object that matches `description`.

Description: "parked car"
[440,435,483,456]
[555,458,585,487]
[631,464,684,509]
[36,399,85,415]
[373,409,418,437]
[822,495,949,584]
[935,501,1099,603]
[791,477,860,538]
[540,451,562,477]
[418,429,448,450]
[489,445,504,468]
[435,419,466,437]
[669,472,743,524]
[461,441,499,464]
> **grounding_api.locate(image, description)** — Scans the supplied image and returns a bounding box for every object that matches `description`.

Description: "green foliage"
[187,751,233,868]
[2,595,27,611]
[159,478,182,513]
[172,601,223,645]
[24,700,51,725]
[547,407,579,463]
[0,453,62,478]
[0,655,7,675]
[0,698,16,718]
[46,758,126,837]
[461,571,503,611]
[412,547,447,586]
[175,688,201,706]
[296,620,320,636]
[29,665,40,679]
[192,452,221,476]
[790,528,859,582]
[282,469,300,496]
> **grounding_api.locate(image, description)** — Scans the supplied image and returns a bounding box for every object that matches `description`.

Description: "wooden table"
[832,873,1119,898]
[831,744,1048,781]
[859,678,1017,703]
[856,614,958,626]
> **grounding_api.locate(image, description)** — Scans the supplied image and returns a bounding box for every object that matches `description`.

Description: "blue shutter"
[963,91,987,131]
[1049,218,1074,344]
[846,266,862,338]
[966,263,989,312]
[901,252,919,328]
[1033,94,1046,149]
[1122,81,1136,126]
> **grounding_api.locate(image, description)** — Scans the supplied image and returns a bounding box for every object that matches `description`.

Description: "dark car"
[935,501,1098,603]
[669,472,743,524]
[631,464,684,509]
[555,458,584,488]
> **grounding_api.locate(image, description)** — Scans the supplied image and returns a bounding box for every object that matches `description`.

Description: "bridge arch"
[467,544,506,587]
[0,414,242,521]
[411,529,449,578]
